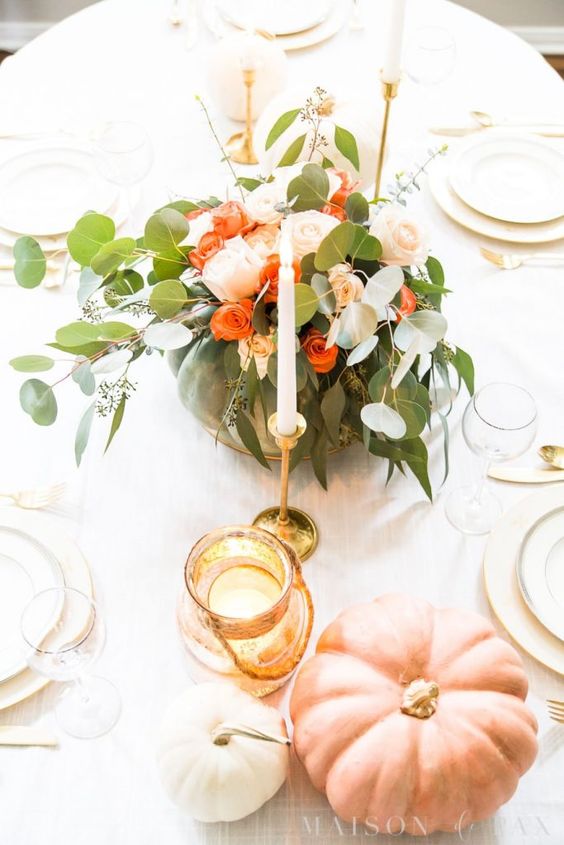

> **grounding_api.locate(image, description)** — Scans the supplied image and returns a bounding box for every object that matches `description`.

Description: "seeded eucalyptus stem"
[196,95,245,203]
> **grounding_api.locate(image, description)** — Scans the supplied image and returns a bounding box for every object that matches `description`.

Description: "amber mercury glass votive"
[177,525,314,697]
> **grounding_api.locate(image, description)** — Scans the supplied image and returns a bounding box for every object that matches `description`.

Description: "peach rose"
[244,182,286,225]
[290,210,339,260]
[210,299,254,342]
[202,236,263,301]
[328,263,364,308]
[212,200,254,240]
[189,231,224,272]
[244,224,280,260]
[238,332,276,379]
[301,327,339,374]
[369,204,429,267]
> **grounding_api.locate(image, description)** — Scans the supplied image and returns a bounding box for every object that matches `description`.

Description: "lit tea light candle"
[207,560,282,619]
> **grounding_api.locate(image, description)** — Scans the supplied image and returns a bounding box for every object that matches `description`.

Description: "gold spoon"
[538,445,564,469]
[470,110,564,136]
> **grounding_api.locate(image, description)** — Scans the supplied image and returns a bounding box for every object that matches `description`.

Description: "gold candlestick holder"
[253,413,318,562]
[374,75,400,200]
[225,68,258,165]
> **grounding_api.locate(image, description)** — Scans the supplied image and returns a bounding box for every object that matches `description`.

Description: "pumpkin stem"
[211,722,291,747]
[401,679,440,719]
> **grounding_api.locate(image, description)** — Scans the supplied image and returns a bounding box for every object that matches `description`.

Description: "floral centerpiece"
[10,93,473,498]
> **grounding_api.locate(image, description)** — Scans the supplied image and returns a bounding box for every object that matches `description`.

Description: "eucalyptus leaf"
[77,267,103,306]
[310,273,336,316]
[91,349,133,375]
[71,359,96,396]
[13,237,46,288]
[362,265,404,317]
[369,366,417,402]
[265,108,301,150]
[97,321,136,341]
[153,245,192,281]
[321,380,345,446]
[91,238,136,276]
[394,398,426,438]
[314,222,354,271]
[144,208,189,254]
[310,427,328,490]
[361,402,407,439]
[9,355,54,373]
[112,269,144,296]
[19,379,57,426]
[336,302,378,349]
[346,335,379,366]
[235,410,270,469]
[349,226,381,262]
[344,193,369,224]
[224,341,241,379]
[402,437,432,500]
[287,163,329,212]
[294,283,319,327]
[452,345,475,394]
[334,125,360,171]
[104,395,126,452]
[67,213,115,266]
[277,134,307,168]
[394,310,447,353]
[143,322,193,350]
[56,321,101,347]
[149,279,187,319]
[75,402,96,466]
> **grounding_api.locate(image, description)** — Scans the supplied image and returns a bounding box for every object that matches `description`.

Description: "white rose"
[244,182,286,225]
[289,210,339,260]
[203,236,263,301]
[328,263,364,308]
[369,204,429,267]
[244,224,280,260]
[272,164,340,198]
[186,211,213,246]
[238,332,276,380]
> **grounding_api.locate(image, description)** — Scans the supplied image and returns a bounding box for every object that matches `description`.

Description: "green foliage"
[144,208,189,254]
[334,125,360,171]
[294,284,319,327]
[452,345,475,394]
[149,280,187,319]
[287,164,329,211]
[344,193,369,224]
[67,213,115,266]
[91,238,136,276]
[75,402,96,466]
[20,379,57,425]
[10,355,53,373]
[14,237,46,288]
[278,134,307,167]
[265,108,301,150]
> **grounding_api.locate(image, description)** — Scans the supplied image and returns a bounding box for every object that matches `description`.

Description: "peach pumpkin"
[290,593,538,836]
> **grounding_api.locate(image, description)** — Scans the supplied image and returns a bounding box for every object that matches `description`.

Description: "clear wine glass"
[445,383,537,535]
[92,121,154,224]
[405,26,456,86]
[21,587,121,739]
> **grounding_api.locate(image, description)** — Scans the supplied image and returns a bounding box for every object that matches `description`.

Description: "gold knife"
[488,467,564,484]
[429,127,564,138]
[0,726,58,747]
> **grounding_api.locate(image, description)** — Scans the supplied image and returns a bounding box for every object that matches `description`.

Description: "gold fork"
[547,699,564,723]
[0,482,66,509]
[480,247,564,270]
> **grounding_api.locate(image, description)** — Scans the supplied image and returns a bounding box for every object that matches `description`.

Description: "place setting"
[3,0,564,841]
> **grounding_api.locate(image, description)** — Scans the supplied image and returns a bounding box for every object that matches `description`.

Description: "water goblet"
[92,120,154,224]
[405,26,456,87]
[445,382,537,535]
[21,587,121,739]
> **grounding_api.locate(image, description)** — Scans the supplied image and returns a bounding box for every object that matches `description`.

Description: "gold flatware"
[539,445,564,469]
[487,466,564,483]
[429,126,564,138]
[0,726,58,747]
[470,109,564,132]
[547,699,564,724]
[0,260,64,273]
[480,247,564,270]
[0,482,66,509]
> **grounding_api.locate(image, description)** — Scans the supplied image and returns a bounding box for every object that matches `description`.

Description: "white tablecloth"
[1,1,564,843]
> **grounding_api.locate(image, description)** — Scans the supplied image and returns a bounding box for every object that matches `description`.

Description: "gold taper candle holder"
[225,68,258,165]
[253,413,318,561]
[374,75,400,200]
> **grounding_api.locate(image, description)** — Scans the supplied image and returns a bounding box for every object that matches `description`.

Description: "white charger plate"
[428,156,564,244]
[0,525,64,683]
[450,135,564,224]
[484,486,564,676]
[0,147,118,236]
[0,510,92,711]
[216,0,333,36]
[517,506,564,641]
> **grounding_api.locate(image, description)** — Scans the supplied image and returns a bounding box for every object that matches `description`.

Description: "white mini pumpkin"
[253,86,381,188]
[207,33,288,122]
[156,683,290,822]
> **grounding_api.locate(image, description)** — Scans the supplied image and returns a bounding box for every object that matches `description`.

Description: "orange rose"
[301,328,339,374]
[210,299,254,341]
[189,231,224,272]
[321,203,347,221]
[212,201,254,240]
[329,168,361,207]
[185,207,207,221]
[258,254,302,304]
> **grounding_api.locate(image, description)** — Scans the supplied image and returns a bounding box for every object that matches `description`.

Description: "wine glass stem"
[75,674,91,705]
[471,458,490,505]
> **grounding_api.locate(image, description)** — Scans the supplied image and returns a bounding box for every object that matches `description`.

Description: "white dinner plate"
[450,135,564,224]
[0,510,92,711]
[216,0,333,36]
[428,156,564,244]
[0,147,118,236]
[0,525,64,683]
[517,506,564,641]
[484,486,564,676]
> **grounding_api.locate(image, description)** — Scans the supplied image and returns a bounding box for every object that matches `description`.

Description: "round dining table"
[1,1,564,843]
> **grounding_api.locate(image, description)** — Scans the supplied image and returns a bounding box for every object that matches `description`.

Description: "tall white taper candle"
[276,220,297,437]
[382,0,407,83]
